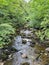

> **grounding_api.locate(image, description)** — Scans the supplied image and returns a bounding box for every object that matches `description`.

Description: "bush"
[0,23,15,48]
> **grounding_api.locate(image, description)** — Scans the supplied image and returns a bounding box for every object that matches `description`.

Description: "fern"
[0,23,15,48]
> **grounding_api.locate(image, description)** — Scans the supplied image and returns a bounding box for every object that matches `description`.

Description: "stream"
[1,29,41,65]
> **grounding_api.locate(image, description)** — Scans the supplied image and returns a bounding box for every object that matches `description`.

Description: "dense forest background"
[0,0,49,48]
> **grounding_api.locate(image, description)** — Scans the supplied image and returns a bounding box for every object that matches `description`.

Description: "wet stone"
[20,33,26,37]
[21,54,28,59]
[20,62,30,65]
[0,62,4,65]
[30,42,35,47]
[22,38,32,42]
[4,60,12,65]
[22,40,27,44]
[45,47,49,52]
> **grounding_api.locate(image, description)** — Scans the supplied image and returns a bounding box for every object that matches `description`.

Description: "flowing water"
[4,29,40,65]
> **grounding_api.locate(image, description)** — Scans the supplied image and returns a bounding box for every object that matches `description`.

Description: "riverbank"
[0,28,49,65]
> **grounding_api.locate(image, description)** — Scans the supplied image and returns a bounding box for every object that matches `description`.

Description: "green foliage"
[0,24,15,35]
[0,0,28,48]
[45,29,49,38]
[41,15,49,28]
[28,0,49,28]
[0,0,28,28]
[0,23,15,48]
[35,30,45,41]
[27,0,49,41]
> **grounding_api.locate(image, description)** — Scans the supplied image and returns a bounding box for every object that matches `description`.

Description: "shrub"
[0,23,15,48]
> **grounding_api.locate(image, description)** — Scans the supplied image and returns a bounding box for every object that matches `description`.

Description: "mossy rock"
[35,44,45,54]
[40,53,49,65]
[20,62,30,65]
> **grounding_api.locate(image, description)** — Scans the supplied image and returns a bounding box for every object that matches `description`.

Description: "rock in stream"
[3,29,41,65]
